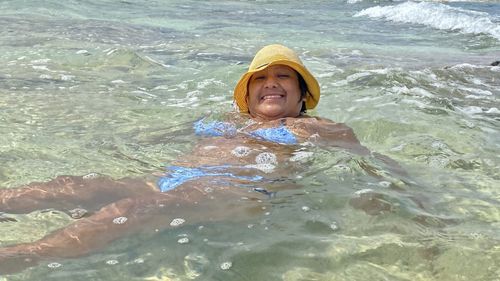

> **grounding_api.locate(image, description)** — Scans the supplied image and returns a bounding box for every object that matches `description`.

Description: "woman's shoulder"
[285,115,352,131]
[287,116,369,153]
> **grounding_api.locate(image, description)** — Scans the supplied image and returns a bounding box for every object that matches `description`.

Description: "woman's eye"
[254,76,265,80]
[278,74,290,78]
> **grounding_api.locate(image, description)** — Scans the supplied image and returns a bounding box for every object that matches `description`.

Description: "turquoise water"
[1,0,499,280]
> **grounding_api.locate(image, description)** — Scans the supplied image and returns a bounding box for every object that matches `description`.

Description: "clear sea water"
[0,0,499,280]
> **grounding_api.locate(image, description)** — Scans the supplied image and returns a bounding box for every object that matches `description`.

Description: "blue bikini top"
[157,118,295,193]
[193,118,297,144]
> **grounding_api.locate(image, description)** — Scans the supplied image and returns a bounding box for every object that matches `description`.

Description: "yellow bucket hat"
[233,44,320,113]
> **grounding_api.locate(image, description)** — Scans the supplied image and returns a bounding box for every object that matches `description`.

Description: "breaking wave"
[354,1,500,41]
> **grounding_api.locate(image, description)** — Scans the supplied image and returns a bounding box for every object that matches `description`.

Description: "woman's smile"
[247,65,304,120]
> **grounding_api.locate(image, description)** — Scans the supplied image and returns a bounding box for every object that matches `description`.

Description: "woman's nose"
[263,76,278,88]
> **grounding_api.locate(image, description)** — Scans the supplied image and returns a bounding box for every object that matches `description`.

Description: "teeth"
[262,95,282,100]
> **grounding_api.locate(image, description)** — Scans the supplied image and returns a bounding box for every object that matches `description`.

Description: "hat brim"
[234,60,320,113]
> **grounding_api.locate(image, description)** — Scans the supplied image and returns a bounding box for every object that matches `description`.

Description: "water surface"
[0,0,499,280]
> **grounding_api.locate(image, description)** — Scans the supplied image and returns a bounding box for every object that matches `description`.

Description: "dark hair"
[297,72,309,114]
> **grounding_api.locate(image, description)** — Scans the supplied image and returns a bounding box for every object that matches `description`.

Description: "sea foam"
[354,1,500,41]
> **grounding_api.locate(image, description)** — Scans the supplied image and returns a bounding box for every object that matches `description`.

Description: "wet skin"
[0,64,416,274]
[247,65,304,121]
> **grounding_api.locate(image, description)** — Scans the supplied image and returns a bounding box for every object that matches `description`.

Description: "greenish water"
[1,0,499,280]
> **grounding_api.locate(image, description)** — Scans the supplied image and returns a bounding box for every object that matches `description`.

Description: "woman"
[0,44,400,274]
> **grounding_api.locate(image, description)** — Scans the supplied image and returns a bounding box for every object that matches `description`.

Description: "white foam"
[317,72,336,78]
[459,86,493,96]
[412,87,435,98]
[177,237,189,244]
[186,90,202,98]
[354,96,383,105]
[133,258,145,264]
[338,68,393,86]
[112,216,128,224]
[207,95,226,102]
[289,151,314,162]
[330,222,339,231]
[31,58,51,64]
[106,260,119,265]
[60,74,74,81]
[47,262,62,269]
[220,262,232,270]
[105,48,118,56]
[346,72,371,82]
[143,55,172,68]
[486,107,500,114]
[32,65,50,71]
[231,146,251,157]
[83,172,99,179]
[427,0,500,2]
[378,181,391,187]
[246,163,276,173]
[460,105,483,115]
[368,68,391,75]
[447,63,482,70]
[197,78,226,89]
[354,188,374,196]
[166,95,200,108]
[355,1,500,40]
[170,218,186,227]
[351,49,363,56]
[132,90,157,98]
[255,152,277,165]
[463,94,493,103]
[39,74,52,79]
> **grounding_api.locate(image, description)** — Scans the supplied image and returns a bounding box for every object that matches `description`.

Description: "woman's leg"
[0,175,157,214]
[0,182,266,274]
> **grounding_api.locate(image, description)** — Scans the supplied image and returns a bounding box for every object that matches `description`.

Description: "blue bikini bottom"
[157,165,263,192]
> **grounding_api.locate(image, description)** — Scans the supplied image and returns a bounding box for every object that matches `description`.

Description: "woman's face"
[247,65,304,121]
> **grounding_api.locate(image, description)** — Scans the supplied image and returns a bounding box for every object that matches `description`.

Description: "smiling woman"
[247,65,304,120]
[233,44,320,120]
[0,44,394,275]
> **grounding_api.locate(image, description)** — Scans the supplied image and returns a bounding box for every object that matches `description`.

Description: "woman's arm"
[300,117,409,178]
[294,117,424,216]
